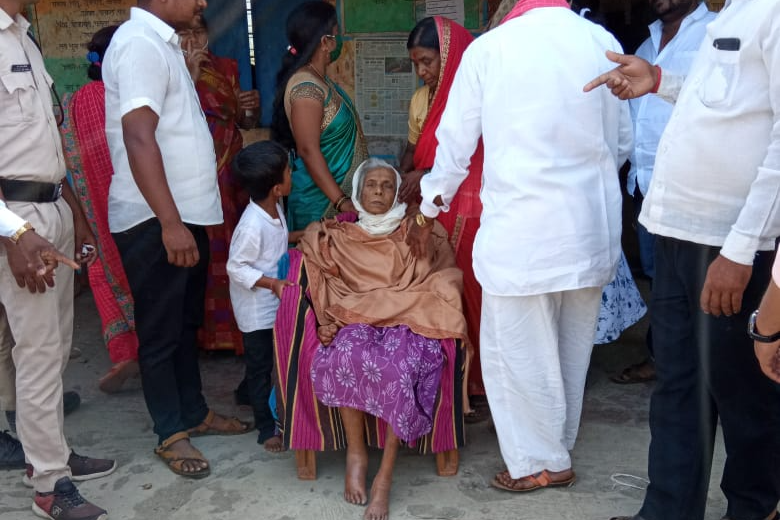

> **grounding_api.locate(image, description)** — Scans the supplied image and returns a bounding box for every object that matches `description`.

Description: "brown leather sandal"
[490,469,576,492]
[186,410,252,437]
[154,432,210,479]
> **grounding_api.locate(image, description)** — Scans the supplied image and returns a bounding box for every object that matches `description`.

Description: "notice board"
[32,0,133,93]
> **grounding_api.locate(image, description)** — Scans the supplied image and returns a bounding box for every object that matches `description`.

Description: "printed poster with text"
[355,38,418,136]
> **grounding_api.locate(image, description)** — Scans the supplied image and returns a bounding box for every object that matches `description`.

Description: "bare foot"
[364,474,391,520]
[344,444,368,505]
[263,435,286,453]
[166,438,209,474]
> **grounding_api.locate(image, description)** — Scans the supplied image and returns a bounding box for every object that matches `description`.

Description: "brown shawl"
[298,218,467,342]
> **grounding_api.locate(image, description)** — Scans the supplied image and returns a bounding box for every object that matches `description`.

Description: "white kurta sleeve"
[419,47,483,219]
[655,73,685,105]
[0,203,28,238]
[227,225,266,290]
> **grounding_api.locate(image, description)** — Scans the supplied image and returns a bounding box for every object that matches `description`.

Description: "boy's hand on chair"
[317,324,339,346]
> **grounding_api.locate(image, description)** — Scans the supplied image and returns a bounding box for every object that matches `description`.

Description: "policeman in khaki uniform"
[0,0,115,518]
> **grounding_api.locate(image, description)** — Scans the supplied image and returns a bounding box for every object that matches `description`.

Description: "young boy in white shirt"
[227,141,294,452]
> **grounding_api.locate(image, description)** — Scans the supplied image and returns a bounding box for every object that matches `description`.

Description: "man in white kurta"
[409,0,632,489]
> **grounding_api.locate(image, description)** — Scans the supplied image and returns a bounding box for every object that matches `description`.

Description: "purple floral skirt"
[311,323,444,443]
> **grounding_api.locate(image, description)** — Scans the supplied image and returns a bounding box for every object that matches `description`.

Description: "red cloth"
[501,0,571,23]
[195,54,248,353]
[65,83,138,364]
[412,17,485,395]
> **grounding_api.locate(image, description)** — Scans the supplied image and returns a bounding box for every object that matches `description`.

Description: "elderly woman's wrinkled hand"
[317,324,339,347]
[406,216,433,259]
[583,51,657,100]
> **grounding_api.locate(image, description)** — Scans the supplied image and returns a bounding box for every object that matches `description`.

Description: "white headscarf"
[351,158,408,236]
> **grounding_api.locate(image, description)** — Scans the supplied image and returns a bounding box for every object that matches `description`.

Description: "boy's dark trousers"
[243,329,276,443]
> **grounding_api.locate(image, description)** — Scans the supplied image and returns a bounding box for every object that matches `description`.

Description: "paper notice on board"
[425,0,465,25]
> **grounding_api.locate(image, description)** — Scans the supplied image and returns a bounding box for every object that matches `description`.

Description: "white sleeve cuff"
[656,73,685,105]
[720,231,759,266]
[0,206,28,239]
[419,199,442,219]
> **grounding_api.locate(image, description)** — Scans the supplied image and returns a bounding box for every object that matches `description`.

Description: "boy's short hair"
[231,140,288,201]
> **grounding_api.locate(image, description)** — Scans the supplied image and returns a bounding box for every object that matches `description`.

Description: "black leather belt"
[0,179,63,203]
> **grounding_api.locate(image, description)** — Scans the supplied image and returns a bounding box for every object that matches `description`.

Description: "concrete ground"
[0,280,737,520]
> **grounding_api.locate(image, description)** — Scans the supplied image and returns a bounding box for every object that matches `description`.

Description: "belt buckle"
[53,182,62,201]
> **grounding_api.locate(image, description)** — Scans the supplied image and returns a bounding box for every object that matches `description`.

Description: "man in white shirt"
[408,0,632,492]
[103,0,250,478]
[586,1,780,519]
[612,0,715,384]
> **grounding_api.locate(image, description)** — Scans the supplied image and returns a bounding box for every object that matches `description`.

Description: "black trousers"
[639,237,780,520]
[113,219,210,444]
[243,329,276,443]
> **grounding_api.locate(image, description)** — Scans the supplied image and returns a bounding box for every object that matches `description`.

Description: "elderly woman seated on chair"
[298,158,467,520]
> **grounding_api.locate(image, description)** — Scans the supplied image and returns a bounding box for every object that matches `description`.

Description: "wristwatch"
[415,213,432,227]
[747,310,780,343]
[10,222,33,244]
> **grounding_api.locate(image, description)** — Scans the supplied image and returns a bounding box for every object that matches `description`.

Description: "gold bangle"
[334,195,348,212]
[10,222,33,244]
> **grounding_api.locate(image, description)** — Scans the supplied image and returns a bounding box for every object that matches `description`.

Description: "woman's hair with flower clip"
[271,1,338,150]
[86,24,119,81]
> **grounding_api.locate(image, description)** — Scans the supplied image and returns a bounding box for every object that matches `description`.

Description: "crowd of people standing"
[1,0,779,519]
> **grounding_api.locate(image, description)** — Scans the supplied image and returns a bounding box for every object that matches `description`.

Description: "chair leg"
[435,449,459,477]
[295,449,317,480]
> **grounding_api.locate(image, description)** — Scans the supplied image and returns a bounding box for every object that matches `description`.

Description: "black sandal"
[464,408,489,424]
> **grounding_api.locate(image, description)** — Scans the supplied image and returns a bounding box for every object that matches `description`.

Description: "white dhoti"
[481,287,602,478]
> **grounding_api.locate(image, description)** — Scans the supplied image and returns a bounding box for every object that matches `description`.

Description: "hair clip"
[86,51,101,65]
[287,45,297,56]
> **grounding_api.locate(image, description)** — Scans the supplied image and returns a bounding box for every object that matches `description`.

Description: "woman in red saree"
[399,17,486,415]
[62,25,139,392]
[180,17,260,353]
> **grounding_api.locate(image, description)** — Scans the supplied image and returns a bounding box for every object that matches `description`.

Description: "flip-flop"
[490,469,576,492]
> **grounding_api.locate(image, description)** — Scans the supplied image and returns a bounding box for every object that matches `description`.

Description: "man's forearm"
[756,279,780,336]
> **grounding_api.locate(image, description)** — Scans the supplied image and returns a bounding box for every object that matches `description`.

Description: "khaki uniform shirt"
[0,8,65,184]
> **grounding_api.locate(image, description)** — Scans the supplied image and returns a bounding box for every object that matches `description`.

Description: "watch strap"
[748,310,780,343]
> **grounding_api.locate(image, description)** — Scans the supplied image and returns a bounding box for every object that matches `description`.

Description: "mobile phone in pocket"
[713,38,740,51]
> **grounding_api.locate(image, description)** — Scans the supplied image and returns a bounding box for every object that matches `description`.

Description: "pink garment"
[502,0,571,23]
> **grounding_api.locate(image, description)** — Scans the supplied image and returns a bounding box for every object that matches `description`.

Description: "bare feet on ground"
[364,474,391,520]
[344,444,368,505]
[263,435,286,453]
[168,438,209,474]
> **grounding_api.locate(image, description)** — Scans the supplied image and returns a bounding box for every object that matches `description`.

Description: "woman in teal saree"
[271,2,368,231]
